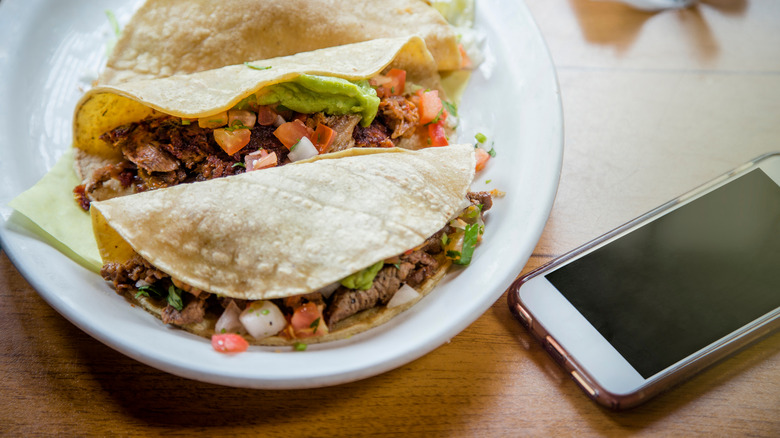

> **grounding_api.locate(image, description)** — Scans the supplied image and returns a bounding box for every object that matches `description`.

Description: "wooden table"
[2,0,779,435]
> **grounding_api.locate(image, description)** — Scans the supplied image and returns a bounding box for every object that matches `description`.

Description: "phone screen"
[545,169,780,378]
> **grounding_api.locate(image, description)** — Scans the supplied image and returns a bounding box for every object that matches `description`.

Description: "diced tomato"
[313,123,335,154]
[274,119,311,150]
[475,147,491,171]
[290,302,329,338]
[374,68,406,97]
[256,105,277,126]
[228,110,256,129]
[385,69,406,95]
[416,89,443,125]
[245,149,278,171]
[214,128,251,155]
[211,333,249,353]
[428,121,448,147]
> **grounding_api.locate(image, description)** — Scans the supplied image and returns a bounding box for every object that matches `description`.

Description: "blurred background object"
[595,0,697,11]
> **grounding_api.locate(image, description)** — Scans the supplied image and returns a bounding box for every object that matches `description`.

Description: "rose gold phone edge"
[507,152,780,410]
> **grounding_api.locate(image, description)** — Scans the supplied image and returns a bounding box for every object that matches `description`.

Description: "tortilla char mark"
[99,193,493,342]
[75,93,423,210]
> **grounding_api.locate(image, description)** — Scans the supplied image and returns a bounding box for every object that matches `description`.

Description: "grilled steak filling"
[76,93,422,210]
[100,192,492,336]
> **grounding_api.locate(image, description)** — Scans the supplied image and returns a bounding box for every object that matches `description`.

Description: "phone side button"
[545,335,567,365]
[571,370,598,398]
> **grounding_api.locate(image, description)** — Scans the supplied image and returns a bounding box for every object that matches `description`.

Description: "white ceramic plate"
[0,0,562,389]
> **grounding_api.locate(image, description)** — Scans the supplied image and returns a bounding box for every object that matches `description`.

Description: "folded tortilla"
[75,36,451,201]
[101,0,461,85]
[92,145,477,344]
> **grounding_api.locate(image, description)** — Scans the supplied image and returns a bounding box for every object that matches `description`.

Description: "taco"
[91,145,492,348]
[100,0,462,85]
[74,36,457,210]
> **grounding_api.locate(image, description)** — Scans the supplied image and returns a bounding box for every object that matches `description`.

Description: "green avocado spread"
[340,260,384,290]
[255,74,380,127]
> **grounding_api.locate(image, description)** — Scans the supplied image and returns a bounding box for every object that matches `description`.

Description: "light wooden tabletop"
[2,0,779,435]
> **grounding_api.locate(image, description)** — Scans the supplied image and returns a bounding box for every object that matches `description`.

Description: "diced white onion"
[316,282,341,299]
[386,284,420,309]
[287,136,319,162]
[273,115,286,127]
[135,279,151,288]
[239,300,287,339]
[215,300,244,334]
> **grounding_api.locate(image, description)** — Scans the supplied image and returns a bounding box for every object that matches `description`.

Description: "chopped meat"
[378,95,419,139]
[219,296,248,310]
[247,123,288,164]
[73,184,90,210]
[418,228,448,254]
[307,113,361,153]
[396,261,415,280]
[100,254,168,295]
[352,120,394,148]
[192,155,240,181]
[122,130,181,173]
[467,191,493,211]
[282,292,325,312]
[161,295,207,326]
[160,123,213,168]
[400,250,441,288]
[326,267,401,325]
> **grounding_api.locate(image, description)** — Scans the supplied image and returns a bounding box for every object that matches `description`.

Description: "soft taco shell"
[100,0,461,85]
[91,145,475,344]
[74,36,442,166]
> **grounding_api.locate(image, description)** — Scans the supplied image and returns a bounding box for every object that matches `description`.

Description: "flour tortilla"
[101,0,461,85]
[75,36,445,181]
[91,145,476,344]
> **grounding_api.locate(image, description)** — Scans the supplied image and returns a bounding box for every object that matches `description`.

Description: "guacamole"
[255,74,380,126]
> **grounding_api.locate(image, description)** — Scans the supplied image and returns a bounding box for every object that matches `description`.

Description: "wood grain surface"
[2,0,779,436]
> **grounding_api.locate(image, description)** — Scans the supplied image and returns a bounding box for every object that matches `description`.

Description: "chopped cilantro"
[310,317,321,330]
[446,250,461,260]
[441,234,449,245]
[261,309,270,315]
[167,285,184,311]
[393,263,401,270]
[293,342,307,351]
[475,133,487,143]
[290,139,300,151]
[442,101,458,117]
[485,179,492,184]
[221,328,227,334]
[244,62,272,70]
[488,147,497,158]
[455,224,480,265]
[225,120,249,132]
[135,284,164,300]
[232,162,246,168]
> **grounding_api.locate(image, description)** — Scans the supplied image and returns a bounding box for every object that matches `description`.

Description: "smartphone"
[508,153,780,410]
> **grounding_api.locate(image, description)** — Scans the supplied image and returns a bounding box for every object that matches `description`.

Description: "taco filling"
[88,145,484,349]
[72,37,455,211]
[100,192,490,346]
[74,70,453,211]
